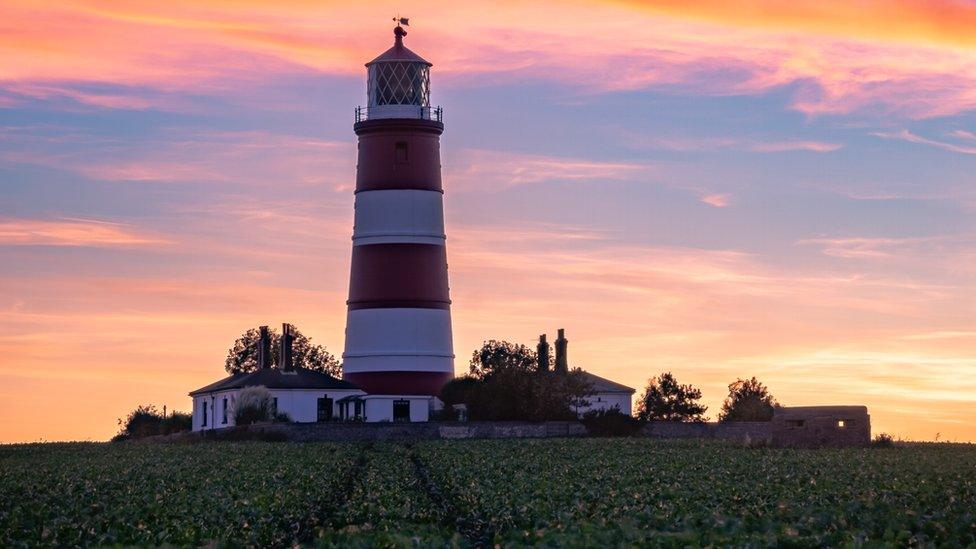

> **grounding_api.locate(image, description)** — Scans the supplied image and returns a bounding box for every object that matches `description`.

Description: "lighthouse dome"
[359,26,440,121]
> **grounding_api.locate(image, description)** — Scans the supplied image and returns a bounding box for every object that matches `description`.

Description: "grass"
[1,439,974,547]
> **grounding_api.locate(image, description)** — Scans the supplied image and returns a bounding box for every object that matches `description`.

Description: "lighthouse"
[342,23,455,396]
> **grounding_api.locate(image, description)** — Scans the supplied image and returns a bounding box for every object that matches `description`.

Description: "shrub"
[873,432,895,448]
[234,386,274,426]
[113,405,192,441]
[582,408,642,437]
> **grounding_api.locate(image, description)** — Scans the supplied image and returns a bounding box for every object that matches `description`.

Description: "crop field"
[1,439,975,547]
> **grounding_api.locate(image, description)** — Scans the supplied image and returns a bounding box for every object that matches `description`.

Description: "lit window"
[837,420,846,428]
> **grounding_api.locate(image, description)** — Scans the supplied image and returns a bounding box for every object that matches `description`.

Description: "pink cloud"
[700,193,730,207]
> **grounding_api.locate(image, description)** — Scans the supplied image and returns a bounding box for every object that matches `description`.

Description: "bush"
[581,408,642,437]
[113,405,192,441]
[873,432,895,448]
[234,386,274,426]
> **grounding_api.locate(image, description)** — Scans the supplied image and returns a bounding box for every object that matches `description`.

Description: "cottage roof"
[189,367,360,396]
[581,371,635,394]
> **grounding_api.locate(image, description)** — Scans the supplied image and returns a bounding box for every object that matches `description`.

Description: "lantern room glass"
[368,61,431,107]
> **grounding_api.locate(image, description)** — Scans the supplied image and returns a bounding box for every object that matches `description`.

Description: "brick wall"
[642,421,772,443]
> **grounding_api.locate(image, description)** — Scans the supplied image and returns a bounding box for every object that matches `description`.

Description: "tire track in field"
[405,443,496,547]
[292,442,374,545]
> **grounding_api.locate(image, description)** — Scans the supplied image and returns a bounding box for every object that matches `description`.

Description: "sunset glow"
[1,0,974,442]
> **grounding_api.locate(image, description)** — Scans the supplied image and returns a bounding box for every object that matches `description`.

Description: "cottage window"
[202,401,208,426]
[221,398,228,424]
[272,397,278,416]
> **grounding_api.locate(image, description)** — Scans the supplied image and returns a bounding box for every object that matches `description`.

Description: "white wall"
[362,395,431,422]
[576,392,633,417]
[191,388,366,431]
[269,389,365,423]
[192,390,239,431]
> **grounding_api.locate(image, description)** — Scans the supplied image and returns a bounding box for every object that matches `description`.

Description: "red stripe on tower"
[343,25,454,396]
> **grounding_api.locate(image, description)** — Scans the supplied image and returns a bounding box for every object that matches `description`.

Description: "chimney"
[537,334,550,372]
[258,325,271,369]
[278,323,295,371]
[554,328,568,373]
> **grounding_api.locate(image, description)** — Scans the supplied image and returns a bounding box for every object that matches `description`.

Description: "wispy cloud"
[446,149,652,191]
[0,218,169,247]
[623,133,843,154]
[797,236,932,259]
[873,129,976,156]
[1,127,354,187]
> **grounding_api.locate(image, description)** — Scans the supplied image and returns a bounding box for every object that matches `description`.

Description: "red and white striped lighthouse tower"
[342,23,454,396]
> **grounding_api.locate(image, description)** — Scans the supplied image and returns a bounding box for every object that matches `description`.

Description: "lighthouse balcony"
[356,105,443,122]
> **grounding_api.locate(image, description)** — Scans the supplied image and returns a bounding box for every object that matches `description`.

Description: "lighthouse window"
[395,142,408,163]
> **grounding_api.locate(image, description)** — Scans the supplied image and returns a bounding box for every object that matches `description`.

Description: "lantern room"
[357,26,442,122]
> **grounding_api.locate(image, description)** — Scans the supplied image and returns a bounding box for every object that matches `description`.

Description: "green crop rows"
[1,439,974,546]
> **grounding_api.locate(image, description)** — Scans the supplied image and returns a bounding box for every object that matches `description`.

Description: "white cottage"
[576,371,636,416]
[189,324,433,431]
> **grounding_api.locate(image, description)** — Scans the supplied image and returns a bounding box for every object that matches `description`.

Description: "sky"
[1,0,974,443]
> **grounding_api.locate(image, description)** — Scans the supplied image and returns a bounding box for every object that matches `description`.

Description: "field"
[1,439,975,547]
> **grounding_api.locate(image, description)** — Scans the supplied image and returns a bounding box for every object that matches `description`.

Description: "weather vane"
[393,15,410,28]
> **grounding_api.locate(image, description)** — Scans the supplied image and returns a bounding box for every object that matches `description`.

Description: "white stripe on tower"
[343,308,454,374]
[352,189,445,246]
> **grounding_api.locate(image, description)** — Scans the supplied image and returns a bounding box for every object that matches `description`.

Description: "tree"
[449,340,592,421]
[469,339,537,378]
[225,325,341,376]
[636,372,708,422]
[718,377,778,422]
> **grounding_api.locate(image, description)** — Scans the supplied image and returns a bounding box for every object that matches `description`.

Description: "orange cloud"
[3,1,976,118]
[616,0,976,50]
